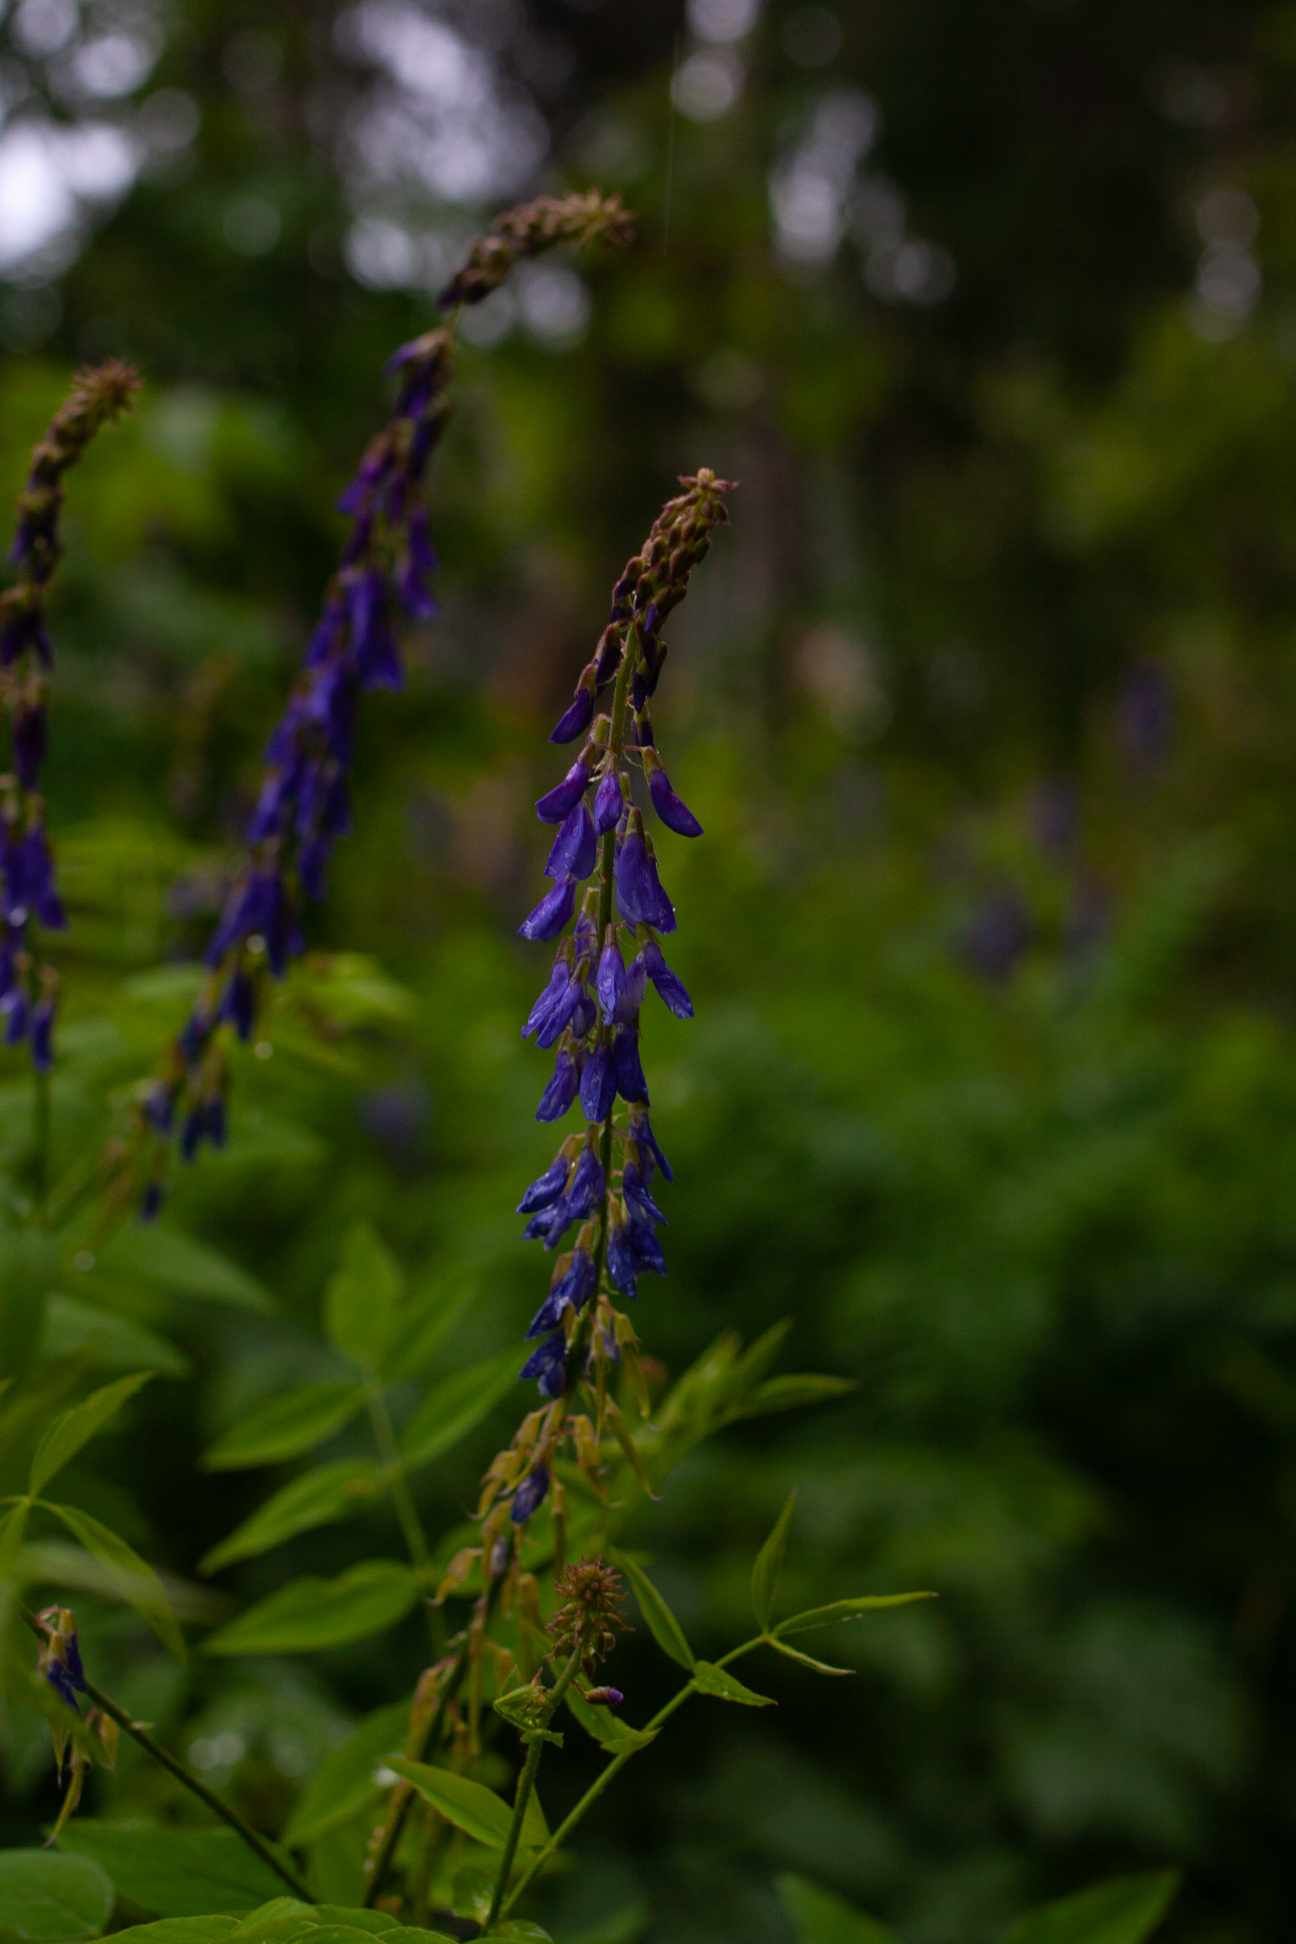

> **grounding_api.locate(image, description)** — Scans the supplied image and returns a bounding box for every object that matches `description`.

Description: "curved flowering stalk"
[0,361,140,1071]
[477,468,734,1564]
[117,190,633,1220]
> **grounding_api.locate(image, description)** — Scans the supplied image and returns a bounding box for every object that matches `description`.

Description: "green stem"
[31,1063,51,1224]
[367,1387,432,1578]
[20,1607,312,1901]
[485,1645,585,1932]
[362,1568,506,1910]
[500,1636,764,1919]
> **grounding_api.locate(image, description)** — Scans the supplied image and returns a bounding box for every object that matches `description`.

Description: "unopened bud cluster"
[438,190,633,309]
[0,362,139,1069]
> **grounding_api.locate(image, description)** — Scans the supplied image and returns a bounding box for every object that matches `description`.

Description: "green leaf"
[564,1687,658,1754]
[399,1348,522,1471]
[387,1759,547,1854]
[0,1498,32,1588]
[1000,1873,1179,1944]
[777,1872,899,1942]
[224,1901,407,1942]
[0,1850,114,1941]
[767,1638,853,1678]
[281,1702,408,1846]
[691,1659,777,1706]
[0,1230,61,1381]
[204,1560,418,1654]
[55,1826,291,1917]
[42,1297,190,1378]
[481,1928,556,1942]
[29,1373,154,1496]
[324,1223,402,1371]
[225,1897,314,1937]
[203,1382,366,1471]
[91,1924,237,1943]
[610,1552,694,1670]
[774,1593,937,1637]
[750,1488,797,1631]
[389,1279,486,1381]
[86,1227,271,1312]
[200,1460,380,1573]
[41,1501,183,1657]
[733,1374,857,1420]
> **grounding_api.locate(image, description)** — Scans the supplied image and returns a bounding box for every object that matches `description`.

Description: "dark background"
[1,1,1295,1939]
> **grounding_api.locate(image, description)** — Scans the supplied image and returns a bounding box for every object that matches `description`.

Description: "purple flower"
[550,685,594,745]
[592,769,623,835]
[580,1041,616,1123]
[528,1248,596,1334]
[607,1222,639,1299]
[139,1180,164,1223]
[4,989,28,1044]
[520,1331,568,1399]
[627,1214,666,1276]
[648,765,703,837]
[510,1463,551,1522]
[519,876,576,943]
[524,1203,573,1246]
[614,820,675,933]
[563,1143,605,1221]
[544,802,597,882]
[7,828,65,930]
[638,938,693,1019]
[596,934,625,1024]
[218,969,256,1043]
[523,960,580,1047]
[536,1049,579,1122]
[623,1160,666,1227]
[535,758,591,824]
[630,1107,673,1182]
[144,1083,175,1134]
[398,506,438,619]
[612,1027,649,1104]
[518,1150,571,1214]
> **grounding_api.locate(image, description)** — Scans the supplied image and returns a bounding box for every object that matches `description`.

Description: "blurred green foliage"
[1,0,1294,1939]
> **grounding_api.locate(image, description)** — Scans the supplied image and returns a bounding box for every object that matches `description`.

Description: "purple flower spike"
[510,1463,551,1522]
[519,875,577,942]
[614,820,675,933]
[550,686,595,745]
[639,938,693,1019]
[536,1049,579,1122]
[536,758,591,824]
[648,765,703,837]
[545,802,597,881]
[580,1041,616,1123]
[592,769,623,834]
[528,1247,596,1335]
[596,934,626,1024]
